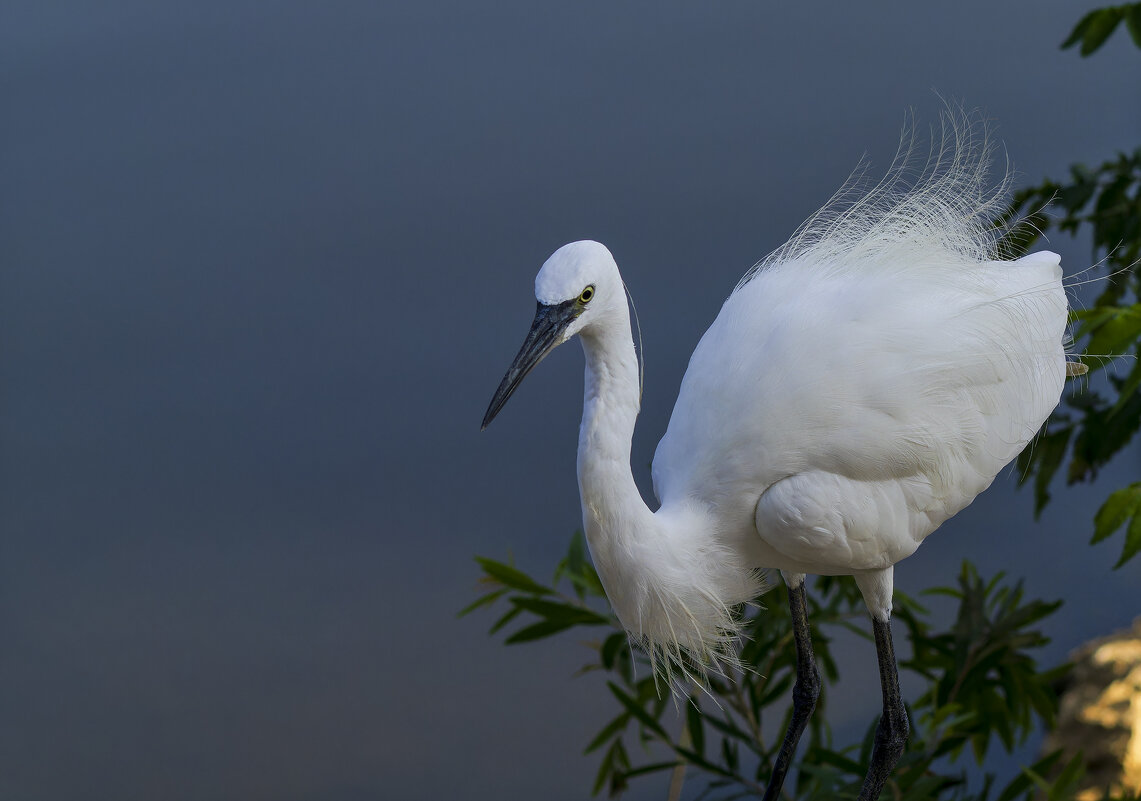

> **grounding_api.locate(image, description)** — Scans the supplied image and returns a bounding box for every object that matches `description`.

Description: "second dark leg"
[761,581,821,801]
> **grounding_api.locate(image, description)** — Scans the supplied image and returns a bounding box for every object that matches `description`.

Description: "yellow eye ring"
[579,285,595,304]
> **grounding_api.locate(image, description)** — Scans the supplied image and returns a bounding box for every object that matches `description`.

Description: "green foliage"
[1092,481,1141,566]
[463,534,1121,800]
[1006,151,1141,311]
[901,565,1064,762]
[1061,4,1141,55]
[1009,4,1141,568]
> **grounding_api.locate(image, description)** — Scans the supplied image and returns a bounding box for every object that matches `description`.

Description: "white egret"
[482,117,1078,800]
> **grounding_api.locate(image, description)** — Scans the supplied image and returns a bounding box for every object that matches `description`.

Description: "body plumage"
[482,115,1074,800]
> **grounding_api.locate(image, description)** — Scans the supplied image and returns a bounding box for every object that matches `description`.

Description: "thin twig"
[668,718,691,801]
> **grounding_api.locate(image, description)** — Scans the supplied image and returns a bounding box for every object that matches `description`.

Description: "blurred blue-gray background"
[3,2,1139,799]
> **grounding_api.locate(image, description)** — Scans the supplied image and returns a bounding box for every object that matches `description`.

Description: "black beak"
[482,298,580,430]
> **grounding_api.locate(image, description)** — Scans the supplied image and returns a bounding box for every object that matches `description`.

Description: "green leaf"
[1067,389,1141,485]
[997,751,1064,801]
[1127,4,1141,47]
[673,745,741,781]
[474,556,553,595]
[805,746,865,776]
[607,681,669,740]
[701,711,755,744]
[1056,175,1099,211]
[504,618,583,643]
[457,588,506,618]
[1111,358,1141,417]
[592,739,629,796]
[1075,304,1141,357]
[555,530,606,599]
[618,761,681,780]
[1117,507,1141,567]
[757,671,794,707]
[1020,424,1072,516]
[1061,9,1100,49]
[600,631,628,669]
[1092,482,1141,543]
[1049,752,1087,799]
[686,700,705,758]
[584,712,630,754]
[567,568,606,599]
[1082,8,1123,56]
[720,736,738,773]
[488,605,522,635]
[510,597,611,626]
[562,529,588,576]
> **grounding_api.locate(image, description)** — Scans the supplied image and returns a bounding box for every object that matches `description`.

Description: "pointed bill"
[482,298,580,430]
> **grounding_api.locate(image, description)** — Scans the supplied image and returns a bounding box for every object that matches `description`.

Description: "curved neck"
[576,312,647,518]
[574,303,662,636]
[573,299,759,657]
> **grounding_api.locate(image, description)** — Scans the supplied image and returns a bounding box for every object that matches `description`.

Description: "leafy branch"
[1008,3,1141,569]
[464,535,1098,801]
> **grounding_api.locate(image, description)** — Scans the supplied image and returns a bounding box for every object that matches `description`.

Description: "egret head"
[482,241,621,429]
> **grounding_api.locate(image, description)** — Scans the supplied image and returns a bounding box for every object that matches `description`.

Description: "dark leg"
[856,617,909,801]
[761,582,820,801]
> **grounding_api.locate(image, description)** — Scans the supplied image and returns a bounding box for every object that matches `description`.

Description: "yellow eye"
[579,285,595,304]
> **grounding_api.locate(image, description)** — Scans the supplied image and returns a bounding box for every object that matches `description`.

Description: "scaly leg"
[761,575,820,801]
[856,616,909,801]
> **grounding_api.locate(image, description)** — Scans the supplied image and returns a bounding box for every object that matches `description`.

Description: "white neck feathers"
[573,300,762,679]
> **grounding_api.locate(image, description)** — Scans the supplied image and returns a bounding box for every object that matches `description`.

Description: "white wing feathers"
[652,114,1068,573]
